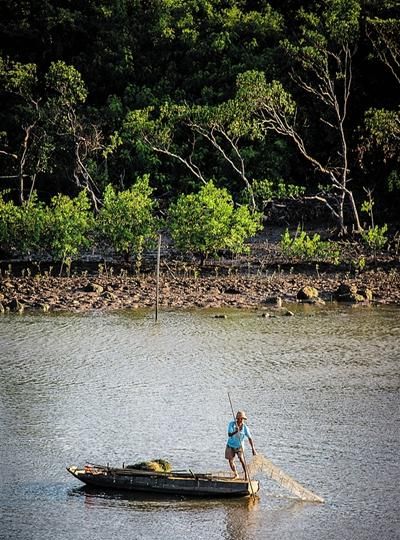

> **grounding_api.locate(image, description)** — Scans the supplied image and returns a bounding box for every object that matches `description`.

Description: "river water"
[0,305,399,540]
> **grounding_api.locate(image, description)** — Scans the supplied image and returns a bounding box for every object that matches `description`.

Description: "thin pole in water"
[227,392,256,499]
[155,233,161,322]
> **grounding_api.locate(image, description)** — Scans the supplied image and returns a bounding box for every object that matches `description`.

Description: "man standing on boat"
[225,410,257,479]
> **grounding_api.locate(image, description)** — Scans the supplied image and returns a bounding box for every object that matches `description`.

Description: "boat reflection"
[223,496,260,540]
[69,485,308,540]
[69,485,259,512]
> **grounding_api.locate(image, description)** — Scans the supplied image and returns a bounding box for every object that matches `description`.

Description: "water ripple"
[0,306,399,540]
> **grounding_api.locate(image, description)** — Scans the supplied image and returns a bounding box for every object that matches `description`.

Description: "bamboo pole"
[155,233,161,322]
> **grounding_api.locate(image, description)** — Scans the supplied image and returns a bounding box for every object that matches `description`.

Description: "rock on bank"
[0,269,399,313]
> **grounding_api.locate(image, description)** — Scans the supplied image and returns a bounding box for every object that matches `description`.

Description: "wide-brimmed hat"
[236,410,247,420]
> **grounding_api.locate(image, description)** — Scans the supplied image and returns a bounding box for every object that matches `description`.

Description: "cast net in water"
[248,454,324,503]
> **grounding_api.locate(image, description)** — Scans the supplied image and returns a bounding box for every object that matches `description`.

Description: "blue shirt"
[227,420,252,449]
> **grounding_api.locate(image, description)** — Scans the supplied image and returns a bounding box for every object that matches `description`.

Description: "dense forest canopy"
[0,0,399,234]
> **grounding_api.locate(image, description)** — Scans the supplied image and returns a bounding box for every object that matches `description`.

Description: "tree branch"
[144,135,207,185]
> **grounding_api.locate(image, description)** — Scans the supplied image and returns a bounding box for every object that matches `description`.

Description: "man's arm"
[248,437,257,455]
[228,421,238,437]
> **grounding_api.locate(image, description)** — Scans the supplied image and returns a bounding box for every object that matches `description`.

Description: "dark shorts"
[225,445,243,460]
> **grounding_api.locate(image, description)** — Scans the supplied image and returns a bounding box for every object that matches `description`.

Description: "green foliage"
[323,0,361,43]
[362,106,399,208]
[14,194,48,255]
[126,459,172,473]
[45,61,88,105]
[167,181,262,261]
[280,227,340,263]
[252,179,305,208]
[45,190,93,262]
[0,0,399,224]
[361,224,388,253]
[125,103,189,152]
[361,199,374,215]
[0,59,38,101]
[364,108,400,161]
[283,0,361,67]
[253,1,365,232]
[366,16,400,84]
[0,192,47,255]
[351,255,366,273]
[236,71,297,120]
[0,193,20,253]
[0,190,93,264]
[387,170,400,192]
[0,57,93,203]
[96,175,158,258]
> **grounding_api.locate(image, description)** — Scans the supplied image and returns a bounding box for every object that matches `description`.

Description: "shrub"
[96,175,158,260]
[361,224,388,253]
[280,227,340,263]
[167,181,262,263]
[45,190,93,268]
[0,192,47,256]
[0,193,19,254]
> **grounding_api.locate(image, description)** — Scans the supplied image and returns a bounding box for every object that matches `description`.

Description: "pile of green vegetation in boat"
[125,459,172,473]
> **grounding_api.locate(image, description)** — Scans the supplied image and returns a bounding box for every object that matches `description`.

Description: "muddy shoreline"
[1,264,399,313]
[1,228,400,312]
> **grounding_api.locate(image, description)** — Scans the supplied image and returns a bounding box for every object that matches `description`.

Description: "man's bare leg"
[228,458,239,479]
[238,455,248,480]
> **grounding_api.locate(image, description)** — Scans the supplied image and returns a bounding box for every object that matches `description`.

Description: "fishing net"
[248,454,324,503]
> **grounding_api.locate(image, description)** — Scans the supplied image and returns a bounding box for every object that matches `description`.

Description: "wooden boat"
[67,463,260,498]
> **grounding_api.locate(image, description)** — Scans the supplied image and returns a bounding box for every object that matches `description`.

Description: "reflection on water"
[69,484,259,510]
[0,305,399,540]
[69,485,264,540]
